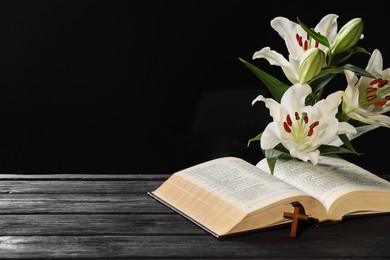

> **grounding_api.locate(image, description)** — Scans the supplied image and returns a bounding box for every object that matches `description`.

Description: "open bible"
[148,156,390,238]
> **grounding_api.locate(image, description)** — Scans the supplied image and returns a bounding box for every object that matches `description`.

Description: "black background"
[0,0,388,174]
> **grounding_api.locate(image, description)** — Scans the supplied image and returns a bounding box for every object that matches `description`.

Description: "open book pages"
[150,157,324,237]
[257,155,390,220]
[150,156,390,238]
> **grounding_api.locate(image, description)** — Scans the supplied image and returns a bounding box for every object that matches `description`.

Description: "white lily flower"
[253,14,338,84]
[252,84,356,165]
[342,49,390,127]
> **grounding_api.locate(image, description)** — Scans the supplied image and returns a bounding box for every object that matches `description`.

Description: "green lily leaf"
[338,134,360,155]
[337,111,350,122]
[354,46,371,55]
[308,64,374,94]
[312,66,345,79]
[330,46,371,65]
[264,144,293,175]
[247,133,262,147]
[342,64,375,78]
[297,17,330,48]
[309,73,336,94]
[239,58,290,102]
[319,144,361,155]
[313,64,374,81]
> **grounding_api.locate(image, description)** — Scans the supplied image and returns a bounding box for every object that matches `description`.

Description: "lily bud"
[298,48,326,83]
[331,18,364,55]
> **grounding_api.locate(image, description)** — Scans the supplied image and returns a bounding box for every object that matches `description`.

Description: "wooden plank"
[0,224,389,259]
[0,174,388,259]
[0,180,164,194]
[0,194,170,214]
[0,174,170,180]
[0,214,207,236]
[0,213,388,237]
[0,173,387,181]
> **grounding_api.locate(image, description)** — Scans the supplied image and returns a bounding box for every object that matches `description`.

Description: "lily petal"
[270,17,305,59]
[290,148,320,165]
[253,47,299,84]
[314,90,343,117]
[260,122,281,149]
[280,83,311,112]
[336,122,358,135]
[252,95,281,121]
[314,14,339,46]
[366,49,383,77]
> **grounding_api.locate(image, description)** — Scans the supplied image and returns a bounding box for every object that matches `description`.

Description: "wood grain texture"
[1,229,389,259]
[0,174,169,180]
[0,173,389,259]
[0,194,169,213]
[0,180,163,194]
[0,214,207,235]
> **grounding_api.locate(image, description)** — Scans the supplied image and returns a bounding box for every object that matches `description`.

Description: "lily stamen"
[370,78,382,85]
[310,121,319,128]
[283,112,319,140]
[378,80,388,88]
[295,112,300,120]
[283,122,292,133]
[296,34,303,47]
[303,113,308,124]
[375,101,386,106]
[366,87,377,93]
[286,114,293,126]
[295,31,321,52]
[315,32,321,48]
[304,41,308,51]
[307,121,319,137]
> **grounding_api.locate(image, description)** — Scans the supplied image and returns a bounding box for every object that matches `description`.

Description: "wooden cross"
[283,203,309,238]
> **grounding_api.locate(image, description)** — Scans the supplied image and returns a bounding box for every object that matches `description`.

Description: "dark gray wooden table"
[0,173,389,259]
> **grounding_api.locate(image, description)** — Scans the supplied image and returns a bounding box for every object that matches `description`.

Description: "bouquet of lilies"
[240,14,390,174]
